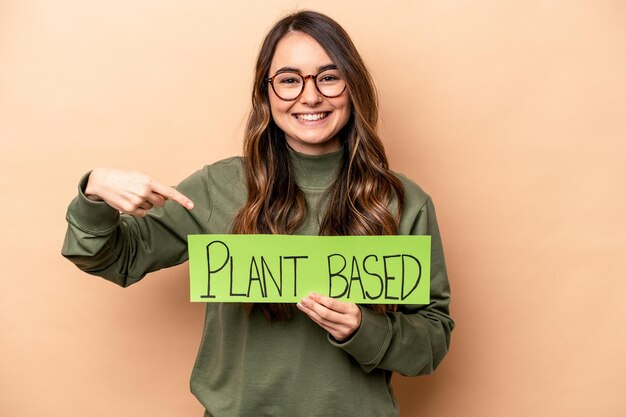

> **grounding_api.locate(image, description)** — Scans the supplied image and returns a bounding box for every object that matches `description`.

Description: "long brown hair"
[231,11,405,320]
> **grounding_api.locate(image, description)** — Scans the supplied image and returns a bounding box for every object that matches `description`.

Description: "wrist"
[84,169,103,201]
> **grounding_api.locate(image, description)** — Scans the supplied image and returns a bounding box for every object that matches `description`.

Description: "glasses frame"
[265,69,347,101]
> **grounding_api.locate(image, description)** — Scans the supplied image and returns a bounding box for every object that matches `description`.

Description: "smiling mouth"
[294,112,331,121]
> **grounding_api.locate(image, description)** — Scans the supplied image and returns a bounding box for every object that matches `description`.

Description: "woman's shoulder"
[390,170,439,234]
[176,156,245,192]
[206,155,245,171]
[392,170,431,208]
[194,155,246,181]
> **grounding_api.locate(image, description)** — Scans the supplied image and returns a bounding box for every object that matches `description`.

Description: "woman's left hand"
[297,293,362,342]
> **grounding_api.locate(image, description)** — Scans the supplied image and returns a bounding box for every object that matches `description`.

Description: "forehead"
[270,31,334,73]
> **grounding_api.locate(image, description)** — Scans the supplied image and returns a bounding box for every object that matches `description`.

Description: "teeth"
[296,112,328,121]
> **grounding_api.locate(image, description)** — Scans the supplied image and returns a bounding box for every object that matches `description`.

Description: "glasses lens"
[272,72,303,100]
[316,69,346,98]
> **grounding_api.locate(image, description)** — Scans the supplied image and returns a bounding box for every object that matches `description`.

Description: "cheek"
[269,95,292,123]
[336,98,352,126]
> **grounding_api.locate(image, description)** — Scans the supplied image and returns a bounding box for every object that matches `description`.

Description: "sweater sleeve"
[328,197,454,376]
[61,168,212,287]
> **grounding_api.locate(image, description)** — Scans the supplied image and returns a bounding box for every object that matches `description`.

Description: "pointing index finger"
[151,181,194,210]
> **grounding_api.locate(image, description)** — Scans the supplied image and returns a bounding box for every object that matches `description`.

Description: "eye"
[317,72,342,83]
[275,73,302,85]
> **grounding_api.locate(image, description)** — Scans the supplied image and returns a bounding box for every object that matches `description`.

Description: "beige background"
[1,1,625,416]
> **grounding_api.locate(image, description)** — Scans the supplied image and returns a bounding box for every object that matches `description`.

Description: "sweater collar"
[287,145,343,190]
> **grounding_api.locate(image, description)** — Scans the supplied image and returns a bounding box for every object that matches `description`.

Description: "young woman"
[62,10,454,417]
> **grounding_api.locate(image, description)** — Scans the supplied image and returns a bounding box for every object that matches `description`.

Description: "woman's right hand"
[85,168,194,217]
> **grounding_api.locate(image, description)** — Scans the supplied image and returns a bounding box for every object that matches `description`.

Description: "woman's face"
[268,31,351,155]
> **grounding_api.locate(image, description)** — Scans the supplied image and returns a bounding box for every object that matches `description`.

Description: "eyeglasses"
[266,68,347,101]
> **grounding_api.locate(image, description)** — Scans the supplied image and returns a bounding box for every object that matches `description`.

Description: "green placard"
[188,234,430,304]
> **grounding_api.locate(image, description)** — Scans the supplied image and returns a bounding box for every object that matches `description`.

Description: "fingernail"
[186,201,194,209]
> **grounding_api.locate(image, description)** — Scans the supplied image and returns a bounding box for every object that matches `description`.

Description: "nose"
[299,75,322,105]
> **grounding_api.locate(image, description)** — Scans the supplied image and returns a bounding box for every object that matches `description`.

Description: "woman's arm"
[62,168,210,287]
[300,197,454,376]
[84,167,194,216]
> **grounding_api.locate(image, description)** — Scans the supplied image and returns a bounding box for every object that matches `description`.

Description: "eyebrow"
[274,64,338,74]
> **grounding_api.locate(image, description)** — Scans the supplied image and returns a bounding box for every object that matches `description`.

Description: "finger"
[125,208,148,218]
[151,181,194,210]
[309,293,354,314]
[300,296,344,324]
[298,303,350,341]
[308,294,362,337]
[297,302,341,332]
[145,192,166,208]
[138,201,153,211]
[117,194,149,214]
[317,322,341,337]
